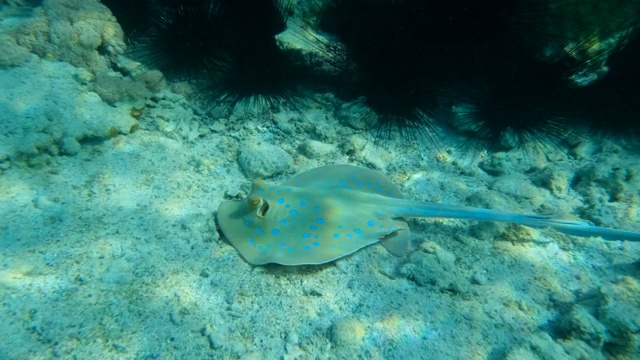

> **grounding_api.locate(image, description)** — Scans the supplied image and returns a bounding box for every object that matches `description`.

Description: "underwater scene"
[1,0,639,359]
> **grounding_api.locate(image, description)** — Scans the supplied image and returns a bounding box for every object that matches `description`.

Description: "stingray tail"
[390,200,640,242]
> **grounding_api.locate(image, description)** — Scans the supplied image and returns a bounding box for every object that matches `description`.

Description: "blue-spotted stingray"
[217,165,640,265]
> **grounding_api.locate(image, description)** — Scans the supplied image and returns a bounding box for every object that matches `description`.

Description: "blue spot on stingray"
[316,184,322,188]
[290,210,298,215]
[376,188,382,193]
[257,246,262,251]
[305,246,311,251]
[264,195,269,200]
[310,225,317,230]
[248,237,255,245]
[244,221,250,226]
[376,179,381,184]
[379,225,384,228]
[314,235,319,239]
[314,206,320,211]
[326,180,332,184]
[286,204,290,208]
[288,248,294,252]
[285,188,291,193]
[338,225,343,229]
[271,229,280,235]
[280,220,287,225]
[317,218,325,224]
[280,243,287,248]
[358,183,364,187]
[347,234,353,239]
[302,233,310,238]
[339,243,345,247]
[258,230,264,235]
[333,234,339,238]
[367,182,372,186]
[277,198,284,204]
[258,189,264,194]
[367,221,375,226]
[313,242,320,247]
[300,201,307,206]
[354,228,362,234]
[248,217,254,222]
[269,187,274,191]
[390,226,396,230]
[276,189,281,193]
[338,180,344,184]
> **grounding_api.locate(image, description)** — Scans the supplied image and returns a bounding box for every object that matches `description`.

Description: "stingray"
[217,165,640,265]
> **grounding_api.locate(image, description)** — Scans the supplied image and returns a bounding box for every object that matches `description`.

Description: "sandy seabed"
[1,1,639,359]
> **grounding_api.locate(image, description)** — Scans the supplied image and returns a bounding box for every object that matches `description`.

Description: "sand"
[1,1,639,359]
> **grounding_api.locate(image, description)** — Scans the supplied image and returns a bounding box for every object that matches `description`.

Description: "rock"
[471,271,488,285]
[0,34,33,67]
[91,71,152,106]
[299,140,337,158]
[558,307,607,348]
[335,101,377,130]
[490,175,539,200]
[14,0,125,73]
[238,142,293,178]
[521,332,573,360]
[399,242,469,293]
[330,317,366,349]
[479,152,510,176]
[60,137,81,156]
[0,59,137,161]
[596,276,640,356]
[532,167,571,198]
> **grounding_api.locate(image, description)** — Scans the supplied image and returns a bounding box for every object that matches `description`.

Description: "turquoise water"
[0,1,639,359]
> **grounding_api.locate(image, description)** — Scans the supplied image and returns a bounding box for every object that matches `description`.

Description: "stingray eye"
[248,196,270,217]
[257,199,270,218]
[248,198,261,207]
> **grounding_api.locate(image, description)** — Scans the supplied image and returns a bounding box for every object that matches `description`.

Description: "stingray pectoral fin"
[378,219,410,256]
